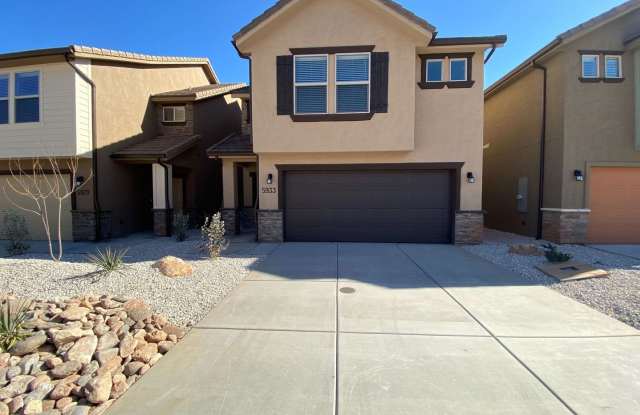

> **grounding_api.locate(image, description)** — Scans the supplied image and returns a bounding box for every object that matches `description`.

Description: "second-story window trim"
[581,54,600,80]
[335,52,371,114]
[14,71,40,124]
[0,74,8,125]
[293,54,329,115]
[604,55,623,81]
[579,50,625,83]
[162,105,186,123]
[419,52,475,89]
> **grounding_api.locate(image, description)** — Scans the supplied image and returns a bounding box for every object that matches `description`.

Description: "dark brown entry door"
[283,169,453,243]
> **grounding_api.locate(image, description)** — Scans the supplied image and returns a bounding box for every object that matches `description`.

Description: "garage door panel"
[588,167,640,244]
[284,169,453,243]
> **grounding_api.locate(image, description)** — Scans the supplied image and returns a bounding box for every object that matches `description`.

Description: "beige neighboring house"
[0,45,244,241]
[211,0,506,243]
[484,0,640,244]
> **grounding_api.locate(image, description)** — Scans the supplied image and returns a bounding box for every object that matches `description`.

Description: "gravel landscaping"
[0,232,273,327]
[463,229,640,330]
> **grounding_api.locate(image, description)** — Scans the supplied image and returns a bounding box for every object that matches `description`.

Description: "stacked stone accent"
[454,211,484,244]
[71,211,112,241]
[257,210,284,242]
[221,209,238,236]
[541,210,589,244]
[153,209,173,237]
[156,103,194,136]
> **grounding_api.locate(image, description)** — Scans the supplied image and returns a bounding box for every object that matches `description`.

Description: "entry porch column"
[152,163,173,236]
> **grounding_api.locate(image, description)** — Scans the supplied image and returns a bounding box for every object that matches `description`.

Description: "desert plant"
[87,247,128,281]
[173,212,190,242]
[200,213,227,259]
[3,210,30,256]
[0,298,31,353]
[541,243,573,263]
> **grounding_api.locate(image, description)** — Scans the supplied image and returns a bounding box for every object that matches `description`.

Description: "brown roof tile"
[111,135,200,162]
[207,134,254,157]
[152,83,247,102]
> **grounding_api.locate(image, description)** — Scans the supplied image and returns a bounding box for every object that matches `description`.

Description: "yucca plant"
[0,298,31,352]
[87,247,129,281]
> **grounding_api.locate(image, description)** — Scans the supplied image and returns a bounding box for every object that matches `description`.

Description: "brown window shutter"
[277,55,294,115]
[371,52,389,113]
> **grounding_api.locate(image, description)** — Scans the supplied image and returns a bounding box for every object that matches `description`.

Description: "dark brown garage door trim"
[276,162,464,242]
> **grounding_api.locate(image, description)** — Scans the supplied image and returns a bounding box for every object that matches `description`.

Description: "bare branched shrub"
[3,156,91,261]
[173,212,190,242]
[3,210,30,256]
[200,213,227,259]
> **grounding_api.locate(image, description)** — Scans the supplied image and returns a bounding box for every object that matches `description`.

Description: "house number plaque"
[262,187,277,194]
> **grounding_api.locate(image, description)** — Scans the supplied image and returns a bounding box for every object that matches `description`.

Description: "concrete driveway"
[109,243,640,415]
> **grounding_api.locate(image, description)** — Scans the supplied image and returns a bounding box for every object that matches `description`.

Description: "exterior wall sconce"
[466,172,476,184]
[574,170,584,182]
[76,176,85,186]
[266,174,273,185]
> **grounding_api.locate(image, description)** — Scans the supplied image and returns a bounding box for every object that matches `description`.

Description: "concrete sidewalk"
[108,243,640,415]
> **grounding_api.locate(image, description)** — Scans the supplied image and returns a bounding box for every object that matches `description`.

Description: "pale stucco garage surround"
[108,242,639,415]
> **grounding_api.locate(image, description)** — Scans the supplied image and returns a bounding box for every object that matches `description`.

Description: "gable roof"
[0,45,219,84]
[152,83,247,102]
[486,0,640,98]
[233,0,435,45]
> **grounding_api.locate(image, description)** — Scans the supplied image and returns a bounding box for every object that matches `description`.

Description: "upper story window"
[162,105,186,123]
[425,59,444,82]
[14,71,40,123]
[581,54,600,78]
[604,55,622,79]
[450,58,468,82]
[294,55,328,114]
[336,53,370,114]
[0,75,8,125]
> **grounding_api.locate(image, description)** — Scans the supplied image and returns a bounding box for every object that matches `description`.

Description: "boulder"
[118,335,137,358]
[50,361,82,379]
[18,354,40,375]
[66,336,97,365]
[23,381,54,404]
[94,348,118,366]
[95,356,122,377]
[45,357,63,369]
[80,360,99,377]
[162,324,186,339]
[50,381,74,400]
[110,374,128,399]
[21,399,42,414]
[29,373,51,390]
[7,395,23,413]
[50,327,91,348]
[131,343,158,364]
[158,341,174,354]
[123,299,152,323]
[84,374,112,404]
[0,375,35,399]
[93,323,110,336]
[59,307,90,321]
[152,256,193,278]
[5,366,20,380]
[508,244,544,256]
[123,361,144,377]
[145,329,167,344]
[97,332,119,351]
[55,397,74,410]
[10,332,47,356]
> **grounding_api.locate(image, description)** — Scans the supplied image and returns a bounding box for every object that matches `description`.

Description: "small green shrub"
[542,243,573,263]
[3,211,30,256]
[0,298,31,353]
[173,212,190,242]
[87,247,128,280]
[200,213,226,259]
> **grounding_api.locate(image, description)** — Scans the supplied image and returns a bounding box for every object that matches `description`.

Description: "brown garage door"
[283,168,453,243]
[588,167,640,244]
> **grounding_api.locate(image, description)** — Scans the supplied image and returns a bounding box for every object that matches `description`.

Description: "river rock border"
[0,295,185,415]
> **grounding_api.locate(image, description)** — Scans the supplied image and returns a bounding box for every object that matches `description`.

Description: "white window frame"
[425,58,444,83]
[449,58,468,82]
[162,105,186,123]
[293,54,329,115]
[0,74,8,125]
[581,54,600,78]
[14,71,41,124]
[334,52,371,114]
[604,55,623,79]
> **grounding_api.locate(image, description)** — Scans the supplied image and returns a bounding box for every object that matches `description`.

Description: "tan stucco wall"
[562,8,640,209]
[238,0,486,211]
[239,0,427,153]
[91,62,212,236]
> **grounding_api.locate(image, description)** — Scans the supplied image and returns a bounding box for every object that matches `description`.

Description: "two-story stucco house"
[212,0,505,244]
[484,0,640,244]
[0,45,244,241]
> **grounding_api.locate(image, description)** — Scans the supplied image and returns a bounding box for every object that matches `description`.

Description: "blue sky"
[0,0,625,87]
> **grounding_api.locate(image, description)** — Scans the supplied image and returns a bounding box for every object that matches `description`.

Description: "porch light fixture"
[76,176,85,186]
[466,172,476,184]
[574,170,584,182]
[266,174,273,185]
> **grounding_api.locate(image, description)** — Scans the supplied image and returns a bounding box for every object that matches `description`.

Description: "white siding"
[0,61,88,159]
[74,59,93,156]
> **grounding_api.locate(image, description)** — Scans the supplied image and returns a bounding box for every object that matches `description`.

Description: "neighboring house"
[0,45,243,241]
[212,0,506,243]
[484,0,640,244]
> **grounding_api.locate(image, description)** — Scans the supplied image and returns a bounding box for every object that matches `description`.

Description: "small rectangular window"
[336,53,370,113]
[162,106,186,123]
[15,71,39,123]
[0,74,8,125]
[294,55,328,114]
[604,55,622,78]
[426,59,443,82]
[450,59,468,82]
[581,55,599,78]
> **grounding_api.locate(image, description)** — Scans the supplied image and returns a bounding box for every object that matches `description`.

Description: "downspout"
[157,160,172,236]
[532,60,548,240]
[65,53,102,241]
